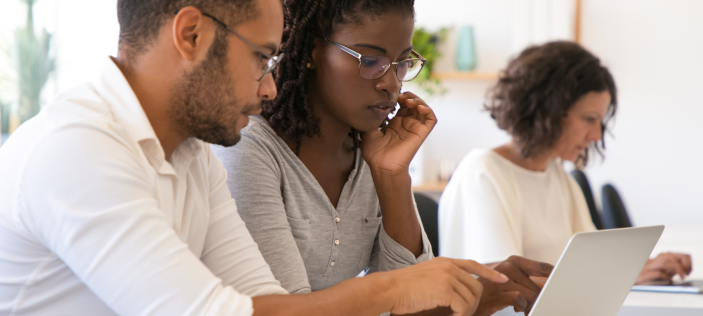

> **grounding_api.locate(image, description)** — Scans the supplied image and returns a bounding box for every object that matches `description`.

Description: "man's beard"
[168,29,254,147]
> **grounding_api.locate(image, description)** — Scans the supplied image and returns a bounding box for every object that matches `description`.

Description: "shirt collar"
[91,57,183,174]
[92,57,160,146]
[91,57,204,175]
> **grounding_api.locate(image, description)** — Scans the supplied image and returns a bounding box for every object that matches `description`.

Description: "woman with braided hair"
[214,1,550,314]
[214,0,435,291]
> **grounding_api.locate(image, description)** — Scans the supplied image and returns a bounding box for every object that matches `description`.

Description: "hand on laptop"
[474,256,554,316]
[529,276,548,288]
[385,258,509,316]
[636,252,692,285]
[253,257,509,316]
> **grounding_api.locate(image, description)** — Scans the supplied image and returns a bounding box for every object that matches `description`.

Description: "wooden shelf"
[431,71,499,81]
[412,182,448,192]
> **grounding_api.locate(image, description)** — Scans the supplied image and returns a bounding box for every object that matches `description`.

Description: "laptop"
[631,280,703,294]
[529,225,665,316]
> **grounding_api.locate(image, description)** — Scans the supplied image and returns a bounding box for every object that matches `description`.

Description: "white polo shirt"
[0,58,287,315]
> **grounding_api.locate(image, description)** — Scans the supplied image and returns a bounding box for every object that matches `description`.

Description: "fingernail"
[500,273,509,281]
[517,295,528,311]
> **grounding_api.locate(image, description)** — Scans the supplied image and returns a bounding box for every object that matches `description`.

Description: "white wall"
[580,0,703,226]
[415,0,514,72]
[411,0,514,184]
[4,0,702,225]
[52,0,119,92]
[414,0,703,226]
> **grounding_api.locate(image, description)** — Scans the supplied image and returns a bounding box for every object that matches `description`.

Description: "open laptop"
[529,225,665,316]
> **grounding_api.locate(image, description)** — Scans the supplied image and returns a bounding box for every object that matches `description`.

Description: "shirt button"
[334,240,340,245]
[364,218,369,223]
[330,261,336,266]
[335,217,340,223]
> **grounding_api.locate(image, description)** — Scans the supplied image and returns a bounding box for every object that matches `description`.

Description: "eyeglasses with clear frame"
[174,9,284,81]
[319,36,427,82]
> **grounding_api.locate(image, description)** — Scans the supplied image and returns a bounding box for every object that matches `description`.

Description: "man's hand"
[253,258,509,316]
[636,252,692,285]
[474,256,554,316]
[387,258,508,316]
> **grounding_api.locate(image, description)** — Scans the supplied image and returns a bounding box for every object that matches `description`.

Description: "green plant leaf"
[411,27,448,96]
[15,0,56,124]
[0,98,9,134]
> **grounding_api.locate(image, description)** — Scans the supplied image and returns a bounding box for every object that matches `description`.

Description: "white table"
[618,224,703,315]
[618,291,703,315]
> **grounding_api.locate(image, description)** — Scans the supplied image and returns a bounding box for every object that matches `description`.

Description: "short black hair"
[485,41,617,164]
[262,0,415,153]
[117,0,258,58]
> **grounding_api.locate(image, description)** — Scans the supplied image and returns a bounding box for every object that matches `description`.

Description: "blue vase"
[456,25,477,72]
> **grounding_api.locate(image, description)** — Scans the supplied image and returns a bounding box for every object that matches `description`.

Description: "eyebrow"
[584,111,604,118]
[352,43,414,56]
[353,43,386,54]
[261,43,278,56]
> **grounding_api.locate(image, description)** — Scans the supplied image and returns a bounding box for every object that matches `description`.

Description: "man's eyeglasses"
[319,36,427,82]
[174,9,284,81]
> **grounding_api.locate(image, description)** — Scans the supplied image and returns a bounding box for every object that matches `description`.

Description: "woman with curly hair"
[439,41,691,285]
[213,0,553,314]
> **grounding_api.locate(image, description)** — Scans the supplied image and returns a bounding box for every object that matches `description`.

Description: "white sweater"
[438,148,596,265]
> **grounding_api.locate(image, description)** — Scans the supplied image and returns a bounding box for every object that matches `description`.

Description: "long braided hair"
[262,0,415,153]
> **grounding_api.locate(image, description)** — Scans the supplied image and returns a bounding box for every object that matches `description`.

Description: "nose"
[591,122,603,142]
[258,73,278,101]
[375,65,402,95]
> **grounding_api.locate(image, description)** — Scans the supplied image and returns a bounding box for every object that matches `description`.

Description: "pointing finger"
[511,256,554,278]
[446,258,509,284]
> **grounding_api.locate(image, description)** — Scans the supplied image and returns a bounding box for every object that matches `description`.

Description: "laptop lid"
[530,225,665,316]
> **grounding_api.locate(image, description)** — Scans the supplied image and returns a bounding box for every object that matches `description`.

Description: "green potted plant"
[411,27,447,96]
[14,0,56,128]
[0,99,8,134]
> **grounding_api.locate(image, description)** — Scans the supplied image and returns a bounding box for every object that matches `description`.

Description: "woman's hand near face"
[361,91,436,257]
[361,91,437,176]
[635,252,693,285]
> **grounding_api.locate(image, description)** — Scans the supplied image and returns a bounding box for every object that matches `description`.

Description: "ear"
[309,36,326,70]
[172,6,211,61]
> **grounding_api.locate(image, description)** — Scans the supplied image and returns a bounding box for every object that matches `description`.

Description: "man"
[0,0,551,315]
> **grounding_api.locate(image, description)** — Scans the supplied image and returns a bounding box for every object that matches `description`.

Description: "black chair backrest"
[570,169,605,229]
[413,192,439,257]
[601,184,633,229]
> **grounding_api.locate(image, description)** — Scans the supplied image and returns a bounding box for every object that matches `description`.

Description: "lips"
[367,101,396,119]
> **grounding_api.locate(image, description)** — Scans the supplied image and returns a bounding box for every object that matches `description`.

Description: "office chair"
[601,184,633,229]
[570,169,605,229]
[413,192,439,257]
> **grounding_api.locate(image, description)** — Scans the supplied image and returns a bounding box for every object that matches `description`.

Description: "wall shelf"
[431,71,499,81]
[412,182,448,193]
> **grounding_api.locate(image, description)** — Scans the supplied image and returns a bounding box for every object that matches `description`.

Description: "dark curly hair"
[485,41,617,164]
[262,0,415,153]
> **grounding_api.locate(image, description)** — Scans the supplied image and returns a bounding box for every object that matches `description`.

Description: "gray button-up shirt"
[213,116,433,294]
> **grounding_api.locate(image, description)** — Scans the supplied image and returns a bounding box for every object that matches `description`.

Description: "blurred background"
[1,0,701,228]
